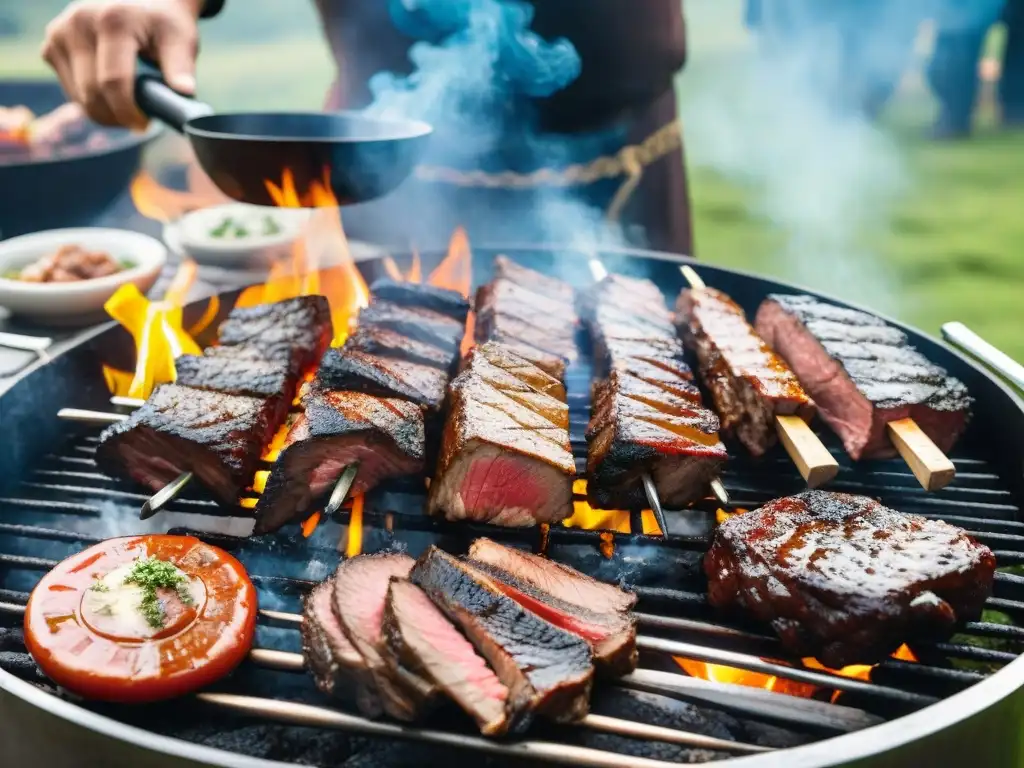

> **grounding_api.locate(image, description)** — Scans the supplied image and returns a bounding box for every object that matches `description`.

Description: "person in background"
[40,0,694,255]
[999,0,1024,126]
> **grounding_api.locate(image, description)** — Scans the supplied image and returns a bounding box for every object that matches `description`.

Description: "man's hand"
[42,0,204,130]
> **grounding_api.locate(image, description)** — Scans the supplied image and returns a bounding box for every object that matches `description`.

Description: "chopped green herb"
[209,216,234,238]
[122,556,194,629]
[232,226,249,238]
[89,581,109,593]
[1,268,21,280]
[262,215,282,236]
[119,259,136,271]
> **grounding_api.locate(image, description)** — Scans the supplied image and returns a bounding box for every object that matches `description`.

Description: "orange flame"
[561,479,663,535]
[345,494,365,557]
[130,171,228,222]
[428,227,472,298]
[408,248,422,284]
[302,511,322,538]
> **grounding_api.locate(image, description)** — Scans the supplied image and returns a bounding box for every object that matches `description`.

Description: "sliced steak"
[706,491,996,667]
[253,390,425,535]
[346,325,456,371]
[383,578,515,735]
[358,299,464,353]
[317,347,447,412]
[217,295,332,376]
[484,337,567,381]
[95,383,276,506]
[302,578,382,715]
[458,355,569,430]
[332,554,438,721]
[755,295,971,459]
[369,278,471,323]
[676,288,816,456]
[465,341,566,402]
[493,255,576,304]
[468,538,638,614]
[410,547,593,722]
[428,370,575,527]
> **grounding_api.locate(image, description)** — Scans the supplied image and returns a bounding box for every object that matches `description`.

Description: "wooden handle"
[774,415,839,489]
[680,264,706,290]
[886,418,956,491]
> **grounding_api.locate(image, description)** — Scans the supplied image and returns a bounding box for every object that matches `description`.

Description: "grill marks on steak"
[369,278,471,324]
[465,342,566,402]
[705,491,996,667]
[346,325,456,371]
[358,299,464,354]
[217,295,333,376]
[493,254,576,304]
[755,295,971,459]
[428,344,574,527]
[96,383,276,506]
[582,275,727,510]
[676,288,815,457]
[383,578,514,735]
[253,390,425,535]
[410,546,594,723]
[317,347,448,412]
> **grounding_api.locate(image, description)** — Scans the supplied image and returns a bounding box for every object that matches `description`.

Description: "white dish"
[0,227,167,326]
[164,203,310,268]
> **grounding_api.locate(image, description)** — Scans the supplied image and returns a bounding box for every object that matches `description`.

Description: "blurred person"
[40,0,694,254]
[999,0,1024,125]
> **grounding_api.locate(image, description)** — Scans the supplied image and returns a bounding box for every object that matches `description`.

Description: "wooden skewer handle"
[774,415,839,489]
[886,418,955,491]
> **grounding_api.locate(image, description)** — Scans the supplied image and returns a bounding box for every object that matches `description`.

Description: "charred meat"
[383,578,514,735]
[346,325,456,371]
[217,295,332,377]
[755,295,971,460]
[253,390,425,535]
[410,546,594,723]
[332,554,438,721]
[465,341,566,402]
[369,278,471,324]
[357,299,464,354]
[676,288,816,456]
[706,491,996,667]
[95,384,276,506]
[317,347,448,412]
[493,254,576,305]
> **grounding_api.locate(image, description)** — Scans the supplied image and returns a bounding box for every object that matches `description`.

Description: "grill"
[2,245,1023,768]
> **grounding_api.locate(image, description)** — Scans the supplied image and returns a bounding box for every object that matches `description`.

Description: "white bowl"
[0,227,167,326]
[164,203,310,268]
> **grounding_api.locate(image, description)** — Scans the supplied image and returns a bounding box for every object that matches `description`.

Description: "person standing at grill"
[40,0,694,255]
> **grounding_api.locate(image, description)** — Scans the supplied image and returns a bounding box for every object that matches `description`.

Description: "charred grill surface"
[410,547,594,724]
[357,300,464,354]
[95,383,275,506]
[706,491,997,667]
[676,288,815,457]
[216,296,333,377]
[428,344,575,527]
[756,294,972,460]
[369,278,471,324]
[316,348,448,412]
[583,274,727,509]
[253,390,425,535]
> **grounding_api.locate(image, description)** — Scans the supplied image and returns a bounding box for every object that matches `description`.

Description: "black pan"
[134,70,432,207]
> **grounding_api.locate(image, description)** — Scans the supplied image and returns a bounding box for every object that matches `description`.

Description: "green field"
[2,1,1022,365]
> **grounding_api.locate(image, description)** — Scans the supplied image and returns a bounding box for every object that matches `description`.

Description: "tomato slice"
[24,535,257,703]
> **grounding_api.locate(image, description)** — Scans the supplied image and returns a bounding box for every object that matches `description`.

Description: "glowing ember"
[561,479,662,535]
[345,495,365,557]
[302,512,321,538]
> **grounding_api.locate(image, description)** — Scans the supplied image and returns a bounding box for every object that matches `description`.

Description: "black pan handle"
[134,62,214,133]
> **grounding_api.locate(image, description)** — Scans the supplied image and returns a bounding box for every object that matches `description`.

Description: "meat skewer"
[676,265,838,488]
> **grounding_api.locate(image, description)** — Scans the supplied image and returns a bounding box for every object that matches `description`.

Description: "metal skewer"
[679,265,839,490]
[139,471,195,520]
[324,463,360,518]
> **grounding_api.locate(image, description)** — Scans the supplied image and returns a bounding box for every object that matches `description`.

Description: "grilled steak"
[493,254,576,304]
[317,347,448,412]
[475,310,578,364]
[333,554,438,721]
[705,491,996,666]
[253,390,425,535]
[217,295,332,376]
[95,383,276,506]
[578,274,672,326]
[465,341,566,402]
[428,358,575,527]
[460,354,569,430]
[369,278,471,323]
[302,578,381,714]
[482,337,566,381]
[357,299,464,354]
[382,578,516,735]
[346,325,456,371]
[755,295,971,459]
[676,288,816,456]
[468,539,638,614]
[410,547,593,723]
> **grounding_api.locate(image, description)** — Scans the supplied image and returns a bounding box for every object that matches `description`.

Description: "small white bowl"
[164,203,310,268]
[0,227,167,326]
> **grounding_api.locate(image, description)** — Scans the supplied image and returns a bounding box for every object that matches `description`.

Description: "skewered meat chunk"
[475,306,578,365]
[578,273,673,327]
[95,384,276,506]
[428,347,575,527]
[369,278,471,324]
[755,295,971,460]
[706,491,996,667]
[346,325,456,371]
[332,554,438,721]
[217,295,332,377]
[587,375,727,509]
[317,347,448,412]
[253,390,425,535]
[383,578,514,735]
[410,546,594,724]
[483,338,566,381]
[493,254,576,304]
[676,288,816,457]
[464,342,566,402]
[476,279,579,329]
[357,299,464,354]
